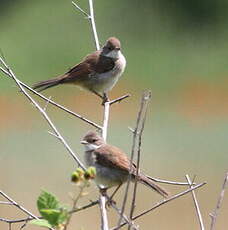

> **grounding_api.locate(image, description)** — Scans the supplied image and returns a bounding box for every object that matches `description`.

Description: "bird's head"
[101,37,121,59]
[81,131,104,151]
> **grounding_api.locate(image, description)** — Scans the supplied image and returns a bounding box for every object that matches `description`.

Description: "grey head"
[81,131,105,151]
[101,37,121,59]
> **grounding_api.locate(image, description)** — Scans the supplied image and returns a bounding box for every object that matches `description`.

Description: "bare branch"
[210,172,228,230]
[129,91,151,224]
[0,66,102,130]
[186,175,205,230]
[102,101,110,141]
[0,190,38,220]
[147,176,195,186]
[109,94,130,105]
[117,91,151,228]
[69,199,99,214]
[43,96,52,111]
[0,57,85,170]
[0,201,13,205]
[112,182,206,230]
[72,1,89,18]
[88,0,100,50]
[99,195,109,230]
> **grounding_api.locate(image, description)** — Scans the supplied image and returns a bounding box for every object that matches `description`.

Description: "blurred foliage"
[1,0,228,96]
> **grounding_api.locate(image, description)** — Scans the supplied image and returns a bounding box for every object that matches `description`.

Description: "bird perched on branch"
[33,37,126,104]
[81,131,168,198]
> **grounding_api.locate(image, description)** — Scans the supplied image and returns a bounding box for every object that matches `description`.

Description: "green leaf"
[40,208,69,226]
[30,219,52,229]
[40,209,61,226]
[37,191,60,213]
[36,191,69,227]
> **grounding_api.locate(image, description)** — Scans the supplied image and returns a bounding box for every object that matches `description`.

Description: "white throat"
[104,50,121,59]
[84,143,102,151]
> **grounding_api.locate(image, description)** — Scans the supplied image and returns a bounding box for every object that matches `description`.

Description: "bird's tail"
[138,174,169,198]
[32,75,64,92]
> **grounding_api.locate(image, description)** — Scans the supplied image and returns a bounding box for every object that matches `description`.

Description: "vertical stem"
[87,1,108,229]
[88,0,100,50]
[102,102,110,141]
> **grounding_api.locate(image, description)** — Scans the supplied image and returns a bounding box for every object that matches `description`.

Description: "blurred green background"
[0,0,228,229]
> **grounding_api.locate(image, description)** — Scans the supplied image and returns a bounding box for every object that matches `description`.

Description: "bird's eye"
[92,139,96,143]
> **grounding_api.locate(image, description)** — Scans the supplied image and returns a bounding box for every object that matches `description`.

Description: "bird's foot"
[105,198,116,208]
[102,93,109,105]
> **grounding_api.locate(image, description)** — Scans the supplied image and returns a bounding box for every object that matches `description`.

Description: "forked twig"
[117,91,151,228]
[147,176,195,186]
[0,66,102,130]
[112,182,206,230]
[0,190,38,220]
[129,91,151,225]
[0,57,85,170]
[186,175,205,230]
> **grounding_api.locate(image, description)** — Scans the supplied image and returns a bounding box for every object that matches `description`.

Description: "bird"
[32,37,126,104]
[80,131,168,198]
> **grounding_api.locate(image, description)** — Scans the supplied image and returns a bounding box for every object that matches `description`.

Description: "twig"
[99,195,109,230]
[129,91,151,225]
[72,1,90,18]
[0,190,39,220]
[0,201,13,205]
[76,0,107,229]
[210,172,228,230]
[108,198,138,230]
[0,57,85,170]
[117,91,151,228]
[102,101,110,142]
[186,175,205,230]
[147,176,195,186]
[64,184,87,230]
[109,94,130,105]
[43,96,52,111]
[0,66,102,130]
[88,0,100,50]
[69,199,99,214]
[112,182,206,230]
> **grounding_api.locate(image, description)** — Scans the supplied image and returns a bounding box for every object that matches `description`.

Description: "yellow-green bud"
[76,168,84,177]
[84,167,96,180]
[71,171,80,183]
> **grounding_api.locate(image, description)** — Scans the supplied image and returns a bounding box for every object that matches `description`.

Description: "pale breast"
[89,52,126,93]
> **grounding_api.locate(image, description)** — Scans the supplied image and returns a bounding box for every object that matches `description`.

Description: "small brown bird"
[33,37,126,103]
[81,131,168,198]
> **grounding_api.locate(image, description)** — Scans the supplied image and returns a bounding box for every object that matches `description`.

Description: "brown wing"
[61,50,115,83]
[94,144,132,173]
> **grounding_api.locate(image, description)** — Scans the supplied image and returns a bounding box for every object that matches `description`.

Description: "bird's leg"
[109,183,122,201]
[105,183,122,207]
[91,90,104,100]
[99,187,108,196]
[102,93,109,105]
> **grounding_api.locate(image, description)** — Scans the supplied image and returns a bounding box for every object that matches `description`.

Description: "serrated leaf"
[37,191,59,214]
[30,219,52,229]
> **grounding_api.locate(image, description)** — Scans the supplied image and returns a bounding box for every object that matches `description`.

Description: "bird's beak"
[80,140,88,145]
